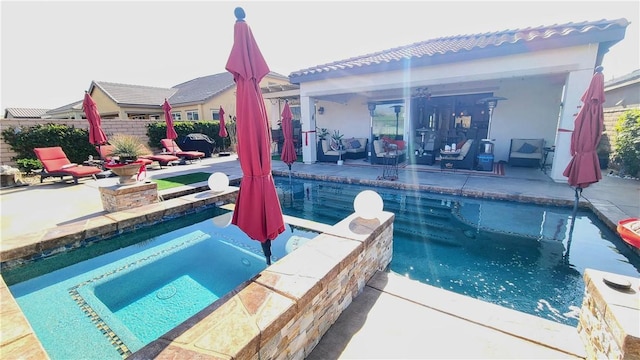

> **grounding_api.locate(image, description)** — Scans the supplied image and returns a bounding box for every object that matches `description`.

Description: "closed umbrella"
[83,91,108,158]
[163,98,178,153]
[219,106,227,152]
[280,100,297,173]
[226,7,285,265]
[562,66,605,255]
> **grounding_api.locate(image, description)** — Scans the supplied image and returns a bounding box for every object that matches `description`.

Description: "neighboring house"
[3,108,50,119]
[602,69,640,155]
[604,69,640,109]
[43,100,84,119]
[87,72,291,122]
[282,18,629,182]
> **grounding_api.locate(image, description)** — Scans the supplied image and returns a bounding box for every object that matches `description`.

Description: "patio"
[0,155,638,359]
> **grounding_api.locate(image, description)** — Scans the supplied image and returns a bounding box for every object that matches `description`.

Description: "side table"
[541,146,555,173]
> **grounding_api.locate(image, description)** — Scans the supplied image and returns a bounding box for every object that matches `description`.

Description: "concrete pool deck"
[1,155,638,359]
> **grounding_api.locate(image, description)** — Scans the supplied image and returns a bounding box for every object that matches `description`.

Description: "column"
[549,69,594,182]
[300,96,317,164]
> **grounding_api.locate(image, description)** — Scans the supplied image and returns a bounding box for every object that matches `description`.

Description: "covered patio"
[265,18,629,183]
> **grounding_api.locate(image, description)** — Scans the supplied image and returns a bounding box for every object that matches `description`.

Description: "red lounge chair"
[96,145,178,168]
[160,139,205,162]
[34,147,103,184]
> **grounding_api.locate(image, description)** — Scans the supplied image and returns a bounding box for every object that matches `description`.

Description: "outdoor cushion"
[321,139,330,153]
[517,142,539,154]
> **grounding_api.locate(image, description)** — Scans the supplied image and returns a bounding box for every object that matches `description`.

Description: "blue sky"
[1,0,638,110]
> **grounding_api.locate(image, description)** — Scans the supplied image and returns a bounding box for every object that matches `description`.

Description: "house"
[43,100,84,119]
[3,108,50,119]
[280,18,629,182]
[87,72,291,122]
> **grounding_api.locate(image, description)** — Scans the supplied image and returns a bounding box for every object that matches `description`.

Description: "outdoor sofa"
[439,139,477,170]
[508,138,544,167]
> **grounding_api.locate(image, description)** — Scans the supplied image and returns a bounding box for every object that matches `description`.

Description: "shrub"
[612,109,640,177]
[1,123,96,164]
[15,158,42,173]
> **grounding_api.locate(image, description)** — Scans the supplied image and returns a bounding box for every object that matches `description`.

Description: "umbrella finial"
[234,7,245,21]
[595,66,604,73]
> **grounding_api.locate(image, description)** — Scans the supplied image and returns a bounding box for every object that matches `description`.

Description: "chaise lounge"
[97,145,179,168]
[160,139,205,163]
[34,146,103,184]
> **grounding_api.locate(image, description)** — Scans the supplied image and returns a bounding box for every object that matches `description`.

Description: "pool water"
[274,177,640,326]
[6,207,319,360]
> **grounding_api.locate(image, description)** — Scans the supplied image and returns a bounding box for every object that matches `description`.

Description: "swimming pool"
[274,176,640,326]
[6,207,319,360]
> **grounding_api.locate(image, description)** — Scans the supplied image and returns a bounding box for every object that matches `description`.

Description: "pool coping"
[2,171,626,358]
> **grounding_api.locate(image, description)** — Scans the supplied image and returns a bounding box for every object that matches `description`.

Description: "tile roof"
[92,81,178,106]
[605,69,640,89]
[46,100,83,114]
[3,108,50,118]
[290,18,629,83]
[169,72,235,105]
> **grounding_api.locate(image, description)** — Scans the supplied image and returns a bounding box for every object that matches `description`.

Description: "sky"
[1,0,638,111]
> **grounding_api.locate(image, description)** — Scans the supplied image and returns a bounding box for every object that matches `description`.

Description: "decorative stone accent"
[578,269,639,360]
[99,182,158,212]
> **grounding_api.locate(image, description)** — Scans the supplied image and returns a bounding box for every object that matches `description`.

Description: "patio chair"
[34,146,103,184]
[160,139,205,163]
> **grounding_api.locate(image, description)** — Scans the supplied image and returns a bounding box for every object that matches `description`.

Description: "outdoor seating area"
[371,139,406,165]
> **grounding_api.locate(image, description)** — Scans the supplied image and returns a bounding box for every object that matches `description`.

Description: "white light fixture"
[353,190,384,219]
[208,172,229,193]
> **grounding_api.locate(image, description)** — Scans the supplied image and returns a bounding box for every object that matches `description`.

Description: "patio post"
[367,103,376,163]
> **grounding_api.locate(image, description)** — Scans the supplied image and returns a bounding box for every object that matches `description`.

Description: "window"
[186,111,199,121]
[172,112,182,120]
[211,110,220,120]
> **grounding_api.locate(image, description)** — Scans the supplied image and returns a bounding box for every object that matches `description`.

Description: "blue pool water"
[273,176,640,326]
[6,207,319,360]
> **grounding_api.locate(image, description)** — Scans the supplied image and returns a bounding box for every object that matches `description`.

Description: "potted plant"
[105,134,151,184]
[107,134,150,163]
[331,130,345,165]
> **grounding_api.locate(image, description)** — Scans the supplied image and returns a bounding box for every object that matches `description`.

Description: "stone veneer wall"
[131,211,395,359]
[578,269,639,360]
[99,182,159,212]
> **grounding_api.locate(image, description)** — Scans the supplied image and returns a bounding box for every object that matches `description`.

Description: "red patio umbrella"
[163,98,178,153]
[280,100,297,172]
[218,106,227,152]
[83,91,108,157]
[226,7,285,265]
[562,66,605,245]
[563,67,605,190]
[219,106,227,138]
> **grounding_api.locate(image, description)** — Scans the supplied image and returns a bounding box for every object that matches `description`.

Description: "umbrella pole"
[261,240,272,265]
[565,186,582,263]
